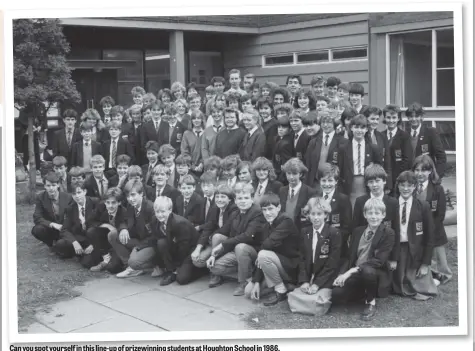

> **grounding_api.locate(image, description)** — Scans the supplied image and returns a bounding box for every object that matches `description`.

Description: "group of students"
[30,70,451,321]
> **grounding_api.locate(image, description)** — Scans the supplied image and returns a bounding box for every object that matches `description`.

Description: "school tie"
[417,183,423,195]
[146,164,152,184]
[214,125,221,133]
[80,206,86,230]
[109,213,115,225]
[196,131,201,138]
[183,200,189,215]
[135,206,140,218]
[67,131,72,147]
[205,197,211,217]
[111,140,117,169]
[99,179,104,197]
[85,142,89,147]
[371,132,377,145]
[357,143,362,175]
[257,184,263,196]
[218,210,224,227]
[388,130,393,141]
[248,132,252,139]
[412,130,417,138]
[324,194,329,201]
[401,201,407,225]
[290,188,295,199]
[155,122,159,133]
[324,134,329,147]
[365,230,374,241]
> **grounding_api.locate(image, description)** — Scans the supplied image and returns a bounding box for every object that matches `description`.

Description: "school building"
[58,12,455,155]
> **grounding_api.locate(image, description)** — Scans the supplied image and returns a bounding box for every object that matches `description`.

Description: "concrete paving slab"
[72,314,165,333]
[36,297,122,333]
[76,276,152,304]
[161,309,249,331]
[155,275,211,297]
[186,282,259,316]
[22,322,56,334]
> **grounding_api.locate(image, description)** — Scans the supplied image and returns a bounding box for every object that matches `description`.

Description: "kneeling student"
[245,194,300,306]
[287,197,341,316]
[332,198,395,321]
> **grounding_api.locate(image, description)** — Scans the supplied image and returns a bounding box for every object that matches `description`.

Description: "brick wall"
[369,12,453,27]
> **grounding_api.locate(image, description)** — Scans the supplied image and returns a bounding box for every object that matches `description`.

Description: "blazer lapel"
[364,142,372,166]
[407,198,419,240]
[280,188,289,212]
[347,142,354,175]
[369,224,385,253]
[58,192,69,218]
[426,182,434,202]
[44,194,55,219]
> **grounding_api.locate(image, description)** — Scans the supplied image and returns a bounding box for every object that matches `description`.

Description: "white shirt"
[77,202,86,229]
[399,196,413,243]
[294,129,305,147]
[289,181,302,198]
[153,119,161,129]
[212,122,224,133]
[370,193,385,201]
[420,180,429,192]
[411,124,422,138]
[352,138,366,175]
[312,223,325,263]
[322,130,335,146]
[248,125,258,138]
[323,189,335,203]
[156,185,164,197]
[168,164,175,177]
[109,138,120,169]
[256,179,269,196]
[227,176,237,188]
[387,127,397,140]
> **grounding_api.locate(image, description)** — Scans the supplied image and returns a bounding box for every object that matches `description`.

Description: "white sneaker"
[151,266,164,277]
[433,278,441,287]
[116,266,144,278]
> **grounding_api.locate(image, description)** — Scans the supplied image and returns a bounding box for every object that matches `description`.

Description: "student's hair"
[63,109,78,120]
[277,115,291,127]
[237,160,252,178]
[104,187,123,202]
[318,113,339,129]
[318,163,340,181]
[108,120,122,131]
[215,182,235,200]
[125,166,141,179]
[150,101,163,111]
[234,181,255,196]
[286,75,302,85]
[162,104,176,117]
[274,103,293,117]
[187,82,198,94]
[256,97,274,114]
[239,93,252,104]
[158,89,173,102]
[340,106,358,125]
[171,82,186,97]
[124,179,144,195]
[79,121,94,132]
[303,196,332,216]
[405,102,425,117]
[326,76,342,88]
[90,154,106,167]
[363,198,386,215]
[249,82,260,91]
[110,105,124,118]
[221,154,240,170]
[223,107,239,121]
[362,106,382,118]
[211,76,226,86]
[152,164,171,176]
[81,108,101,123]
[293,88,317,110]
[251,157,277,181]
[43,171,60,184]
[189,110,206,130]
[302,111,319,126]
[310,75,326,86]
[338,82,351,92]
[364,163,387,183]
[271,87,291,104]
[142,93,156,103]
[154,196,173,211]
[179,174,196,187]
[349,83,365,96]
[396,170,418,187]
[412,154,440,184]
[259,193,281,208]
[204,156,222,172]
[315,95,331,105]
[382,104,402,124]
[70,180,87,192]
[349,114,368,128]
[99,96,115,107]
[260,81,277,95]
[200,171,218,185]
[142,104,152,114]
[69,166,86,179]
[187,92,202,104]
[52,156,67,167]
[129,104,143,115]
[175,154,192,167]
[228,68,241,78]
[158,144,176,159]
[243,109,260,122]
[289,109,304,121]
[243,73,256,82]
[173,98,188,112]
[145,140,160,154]
[282,158,308,176]
[116,154,131,166]
[226,92,242,109]
[131,86,146,96]
[205,85,216,94]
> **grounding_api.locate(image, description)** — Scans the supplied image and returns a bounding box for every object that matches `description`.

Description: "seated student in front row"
[32,172,73,248]
[273,114,294,185]
[287,197,341,316]
[392,171,437,300]
[251,157,283,205]
[70,122,101,172]
[191,182,238,275]
[413,155,451,285]
[142,141,160,187]
[84,155,118,200]
[174,174,205,227]
[52,156,70,193]
[102,120,135,173]
[332,198,395,321]
[239,110,267,162]
[144,164,181,204]
[245,194,301,306]
[206,182,266,296]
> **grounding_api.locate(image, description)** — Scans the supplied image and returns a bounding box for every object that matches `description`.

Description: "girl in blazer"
[251,157,283,205]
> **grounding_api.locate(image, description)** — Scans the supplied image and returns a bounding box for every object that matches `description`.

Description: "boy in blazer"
[52,156,70,193]
[70,122,101,171]
[128,104,145,166]
[405,102,446,178]
[151,196,204,286]
[159,144,179,188]
[382,104,413,192]
[165,105,187,156]
[288,197,341,316]
[141,101,170,151]
[239,110,267,162]
[84,155,118,200]
[102,121,135,171]
[289,110,311,161]
[52,109,82,160]
[196,172,218,233]
[273,115,294,185]
[206,182,267,296]
[332,198,395,320]
[174,175,205,226]
[246,194,301,306]
[53,182,101,269]
[32,172,73,248]
[144,164,181,203]
[393,170,437,300]
[279,158,319,230]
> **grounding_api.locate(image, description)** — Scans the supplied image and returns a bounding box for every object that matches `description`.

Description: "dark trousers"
[332,266,379,304]
[156,238,207,285]
[86,227,111,256]
[52,236,101,269]
[31,224,60,247]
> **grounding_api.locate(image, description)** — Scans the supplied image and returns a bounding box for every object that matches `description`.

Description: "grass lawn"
[246,238,459,329]
[16,203,108,332]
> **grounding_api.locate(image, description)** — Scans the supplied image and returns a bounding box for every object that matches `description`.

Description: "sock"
[103,253,111,263]
[274,282,287,294]
[366,299,376,306]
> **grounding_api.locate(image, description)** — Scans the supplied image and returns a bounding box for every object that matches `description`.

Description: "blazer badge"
[421,144,429,153]
[415,221,423,232]
[395,149,402,158]
[431,200,438,210]
[332,214,340,224]
[320,240,330,255]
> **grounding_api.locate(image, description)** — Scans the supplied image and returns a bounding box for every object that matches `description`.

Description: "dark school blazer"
[279,183,318,230]
[59,196,99,243]
[167,122,187,156]
[353,194,400,261]
[297,224,342,289]
[252,179,283,196]
[197,202,239,247]
[239,127,267,162]
[145,184,181,204]
[262,118,278,160]
[421,182,448,247]
[292,129,311,161]
[173,192,205,226]
[33,191,73,227]
[337,139,383,195]
[366,130,393,191]
[89,202,128,232]
[124,199,155,243]
[52,128,82,159]
[140,120,170,150]
[383,128,413,190]
[69,140,102,168]
[129,123,145,165]
[341,224,396,298]
[83,174,119,199]
[327,191,352,258]
[101,138,135,170]
[196,195,216,232]
[411,126,447,178]
[273,134,294,184]
[141,162,159,187]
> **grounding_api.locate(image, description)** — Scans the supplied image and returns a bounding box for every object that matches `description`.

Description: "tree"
[14,18,81,202]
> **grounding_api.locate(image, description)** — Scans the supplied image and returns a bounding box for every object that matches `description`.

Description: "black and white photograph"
[3,3,469,344]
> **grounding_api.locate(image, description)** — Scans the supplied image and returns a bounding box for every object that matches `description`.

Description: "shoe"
[209,275,224,288]
[439,275,452,285]
[361,304,376,321]
[233,282,247,296]
[116,267,144,278]
[90,261,108,272]
[433,278,441,287]
[151,266,164,278]
[263,291,287,306]
[160,272,177,286]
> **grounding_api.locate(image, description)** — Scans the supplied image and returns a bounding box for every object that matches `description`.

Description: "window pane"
[389,31,432,107]
[437,28,454,68]
[189,51,223,94]
[264,54,293,66]
[297,51,328,63]
[401,120,432,132]
[68,48,101,60]
[145,50,170,95]
[437,69,455,106]
[332,47,367,60]
[435,121,455,151]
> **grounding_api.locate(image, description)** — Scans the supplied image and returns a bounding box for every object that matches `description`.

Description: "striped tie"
[401,201,407,225]
[357,143,362,175]
[111,140,117,169]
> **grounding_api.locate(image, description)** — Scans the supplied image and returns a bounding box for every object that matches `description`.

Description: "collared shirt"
[293,129,305,147]
[256,179,269,196]
[218,205,227,227]
[323,130,335,146]
[352,138,366,175]
[420,180,429,192]
[399,196,413,242]
[213,123,224,133]
[387,127,397,141]
[109,138,120,169]
[153,119,161,130]
[156,186,164,198]
[94,176,108,196]
[323,189,335,203]
[247,126,258,138]
[108,210,118,224]
[227,176,237,188]
[134,204,142,217]
[168,164,175,177]
[411,124,422,138]
[77,202,86,230]
[312,223,325,263]
[205,196,213,217]
[289,181,302,199]
[370,193,385,201]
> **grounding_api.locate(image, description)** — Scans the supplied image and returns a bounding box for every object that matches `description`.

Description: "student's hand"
[211,244,223,257]
[191,247,201,261]
[388,261,398,271]
[84,245,94,255]
[250,282,260,300]
[119,230,130,245]
[72,241,84,255]
[50,223,62,231]
[206,256,215,268]
[255,257,262,269]
[300,282,310,293]
[309,284,319,295]
[122,135,128,140]
[416,264,429,278]
[333,273,349,287]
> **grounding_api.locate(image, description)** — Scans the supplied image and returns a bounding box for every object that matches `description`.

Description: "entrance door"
[71,69,118,115]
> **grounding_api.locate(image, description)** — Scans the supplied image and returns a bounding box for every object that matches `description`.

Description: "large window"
[145,50,170,95]
[388,28,454,108]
